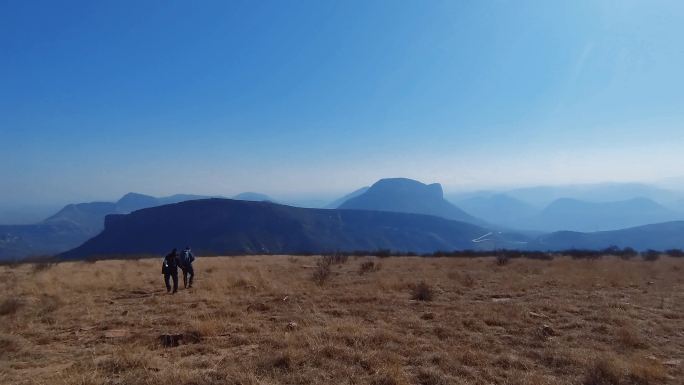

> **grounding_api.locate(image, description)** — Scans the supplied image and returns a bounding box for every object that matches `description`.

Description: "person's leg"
[188,265,194,287]
[182,267,188,288]
[172,272,178,293]
[164,273,171,292]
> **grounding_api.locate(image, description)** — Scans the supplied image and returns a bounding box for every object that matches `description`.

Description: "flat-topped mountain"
[60,199,493,259]
[338,178,482,225]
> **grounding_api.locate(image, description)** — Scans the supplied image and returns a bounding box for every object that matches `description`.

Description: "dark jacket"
[162,251,180,274]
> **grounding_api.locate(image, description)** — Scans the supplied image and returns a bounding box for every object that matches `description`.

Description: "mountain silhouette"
[44,202,118,235]
[533,221,684,251]
[338,178,483,225]
[60,199,493,259]
[0,193,214,260]
[115,193,160,213]
[525,197,682,232]
[233,192,275,202]
[504,183,683,208]
[453,194,538,228]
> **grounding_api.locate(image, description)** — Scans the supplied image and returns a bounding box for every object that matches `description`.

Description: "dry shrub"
[183,329,202,344]
[411,281,434,301]
[37,294,61,316]
[31,262,54,273]
[257,351,292,373]
[496,255,510,266]
[189,317,220,337]
[312,256,332,285]
[0,297,23,316]
[231,277,256,289]
[641,250,660,262]
[359,260,381,275]
[96,348,150,374]
[583,355,667,385]
[616,325,647,349]
[583,357,623,385]
[327,252,349,265]
[0,333,22,357]
[461,273,475,288]
[627,358,667,384]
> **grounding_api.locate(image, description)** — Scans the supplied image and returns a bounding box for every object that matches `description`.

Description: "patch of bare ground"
[0,255,682,384]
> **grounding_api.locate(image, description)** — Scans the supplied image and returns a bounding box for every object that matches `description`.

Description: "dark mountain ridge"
[60,199,495,259]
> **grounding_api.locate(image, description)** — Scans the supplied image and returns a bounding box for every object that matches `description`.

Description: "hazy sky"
[2,0,683,205]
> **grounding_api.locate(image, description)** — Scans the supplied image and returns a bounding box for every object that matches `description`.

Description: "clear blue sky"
[2,0,683,205]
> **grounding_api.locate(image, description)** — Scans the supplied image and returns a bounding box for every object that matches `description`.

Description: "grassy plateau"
[1,255,682,385]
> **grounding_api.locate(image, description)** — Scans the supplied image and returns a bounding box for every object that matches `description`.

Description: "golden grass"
[0,256,683,384]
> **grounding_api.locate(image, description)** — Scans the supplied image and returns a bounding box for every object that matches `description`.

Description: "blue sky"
[1,0,683,205]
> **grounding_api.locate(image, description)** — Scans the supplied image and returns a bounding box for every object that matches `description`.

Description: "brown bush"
[616,325,647,349]
[583,357,623,385]
[96,348,150,374]
[627,358,667,384]
[359,260,381,275]
[411,281,434,301]
[327,252,349,265]
[312,256,332,285]
[37,294,60,315]
[0,297,23,316]
[31,262,55,274]
[496,255,510,266]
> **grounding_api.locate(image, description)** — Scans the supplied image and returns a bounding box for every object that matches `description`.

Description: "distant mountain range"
[4,178,684,261]
[0,192,216,260]
[526,197,682,232]
[448,182,684,208]
[532,221,684,251]
[232,192,275,202]
[60,199,492,259]
[451,192,684,232]
[60,198,684,259]
[454,194,538,229]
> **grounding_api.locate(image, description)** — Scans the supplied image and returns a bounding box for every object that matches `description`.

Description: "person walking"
[181,246,195,288]
[162,248,180,294]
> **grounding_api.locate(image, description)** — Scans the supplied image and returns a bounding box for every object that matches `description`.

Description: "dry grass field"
[1,255,683,385]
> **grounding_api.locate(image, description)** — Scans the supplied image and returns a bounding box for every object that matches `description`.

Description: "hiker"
[181,246,195,288]
[162,248,180,294]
